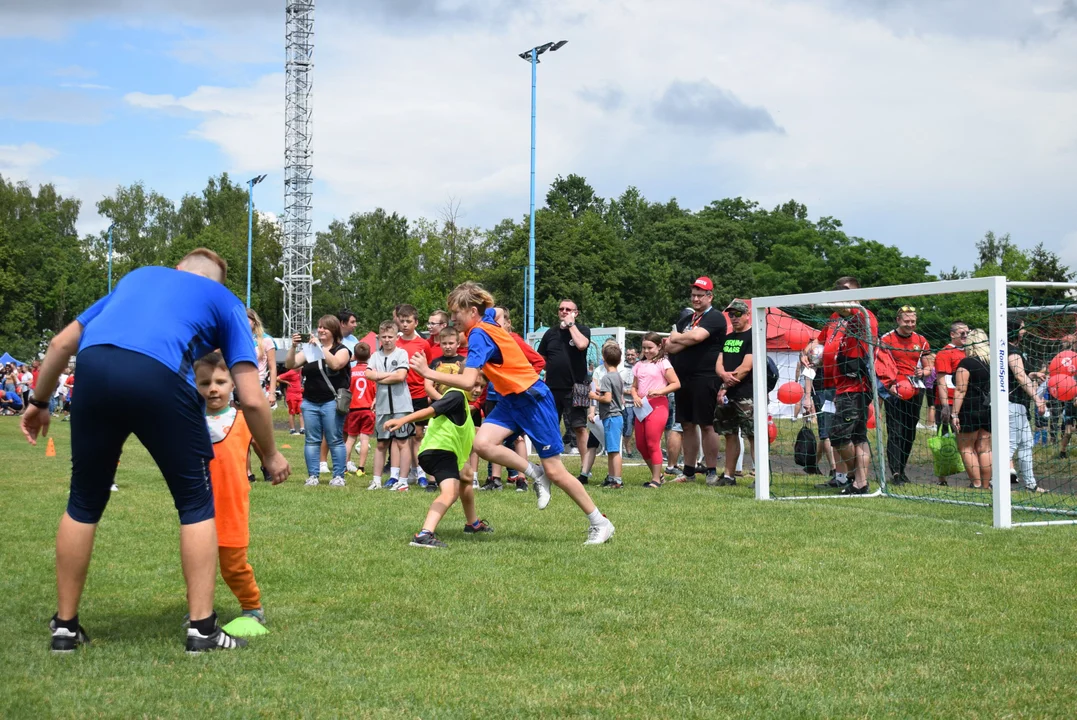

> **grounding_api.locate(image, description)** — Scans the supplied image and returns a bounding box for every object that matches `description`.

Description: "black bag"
[793,424,818,469]
[766,356,780,393]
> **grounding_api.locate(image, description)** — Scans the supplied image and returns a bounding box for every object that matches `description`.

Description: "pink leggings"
[634,396,669,467]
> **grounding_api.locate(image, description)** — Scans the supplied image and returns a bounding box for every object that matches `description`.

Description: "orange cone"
[281,444,291,449]
[46,437,56,457]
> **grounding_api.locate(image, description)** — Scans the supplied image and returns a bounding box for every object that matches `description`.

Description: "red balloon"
[1049,351,1077,377]
[776,382,803,405]
[1048,373,1077,402]
[767,418,778,444]
[867,403,877,429]
[786,323,813,352]
[894,379,917,401]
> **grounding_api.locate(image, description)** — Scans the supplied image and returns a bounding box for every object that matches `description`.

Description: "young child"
[385,375,493,548]
[425,327,465,400]
[395,305,432,488]
[277,367,304,435]
[344,342,376,476]
[589,343,625,489]
[632,332,681,488]
[411,282,615,545]
[366,321,413,490]
[193,352,266,633]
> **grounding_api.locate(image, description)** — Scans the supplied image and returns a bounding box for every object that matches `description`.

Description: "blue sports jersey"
[466,311,505,400]
[77,266,257,386]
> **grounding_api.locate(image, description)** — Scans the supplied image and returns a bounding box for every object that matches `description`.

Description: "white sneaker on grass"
[585,519,615,545]
[346,461,358,474]
[329,476,346,487]
[304,476,320,487]
[394,481,410,492]
[533,469,551,510]
[319,461,329,474]
[110,484,118,492]
[366,478,382,490]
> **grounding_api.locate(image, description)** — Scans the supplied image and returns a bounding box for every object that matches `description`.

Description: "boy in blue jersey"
[21,249,291,654]
[410,282,615,545]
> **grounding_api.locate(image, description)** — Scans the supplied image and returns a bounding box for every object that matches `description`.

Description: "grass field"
[3,415,1077,719]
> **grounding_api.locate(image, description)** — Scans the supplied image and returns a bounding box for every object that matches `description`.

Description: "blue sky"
[2,0,1077,276]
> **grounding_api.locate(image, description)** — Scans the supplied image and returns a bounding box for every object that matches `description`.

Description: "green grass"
[3,416,1077,718]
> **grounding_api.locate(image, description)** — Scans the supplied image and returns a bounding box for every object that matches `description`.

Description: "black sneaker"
[479,478,503,491]
[608,478,624,489]
[410,531,447,548]
[577,474,590,485]
[717,474,737,487]
[890,473,909,486]
[185,624,247,654]
[463,519,494,534]
[816,472,849,490]
[1010,470,1019,484]
[600,476,615,488]
[514,478,528,492]
[424,482,438,493]
[50,617,90,653]
[1060,450,1069,460]
[839,483,869,495]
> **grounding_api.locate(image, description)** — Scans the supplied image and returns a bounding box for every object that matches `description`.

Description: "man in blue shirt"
[21,248,291,654]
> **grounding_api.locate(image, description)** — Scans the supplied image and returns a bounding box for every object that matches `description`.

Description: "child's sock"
[525,462,543,480]
[586,508,605,526]
[373,474,383,484]
[390,466,400,479]
[52,613,79,632]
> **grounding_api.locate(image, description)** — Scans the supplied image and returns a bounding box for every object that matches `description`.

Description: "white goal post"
[751,277,1024,526]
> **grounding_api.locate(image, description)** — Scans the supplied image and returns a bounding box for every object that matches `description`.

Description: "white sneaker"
[408,467,418,482]
[329,476,346,487]
[585,519,615,545]
[319,462,329,474]
[110,484,118,492]
[367,478,382,490]
[533,468,551,510]
[395,481,410,492]
[346,461,358,474]
[304,476,320,487]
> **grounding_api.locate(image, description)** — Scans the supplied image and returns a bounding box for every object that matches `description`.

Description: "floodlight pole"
[247,174,266,308]
[107,223,115,294]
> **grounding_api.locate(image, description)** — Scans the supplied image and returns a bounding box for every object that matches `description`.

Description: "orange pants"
[219,546,261,611]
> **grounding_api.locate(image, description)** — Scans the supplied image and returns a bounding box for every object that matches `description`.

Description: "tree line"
[0,171,1072,360]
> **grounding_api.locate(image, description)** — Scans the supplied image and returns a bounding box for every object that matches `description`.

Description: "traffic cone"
[281,444,291,449]
[46,437,56,457]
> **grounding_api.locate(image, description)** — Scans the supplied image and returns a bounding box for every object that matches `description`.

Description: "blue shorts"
[484,380,564,459]
[621,407,633,437]
[603,415,624,454]
[68,345,215,525]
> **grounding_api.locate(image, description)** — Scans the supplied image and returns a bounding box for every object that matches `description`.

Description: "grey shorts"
[376,412,414,441]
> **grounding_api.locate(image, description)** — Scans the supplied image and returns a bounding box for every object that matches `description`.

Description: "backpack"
[766,356,779,393]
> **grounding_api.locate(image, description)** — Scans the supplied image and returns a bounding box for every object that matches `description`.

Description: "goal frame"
[751,276,1017,527]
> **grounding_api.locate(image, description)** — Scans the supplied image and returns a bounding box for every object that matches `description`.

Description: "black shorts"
[471,407,483,427]
[831,391,869,447]
[552,387,588,430]
[958,410,992,433]
[675,375,719,426]
[418,449,462,485]
[412,396,430,426]
[68,345,215,525]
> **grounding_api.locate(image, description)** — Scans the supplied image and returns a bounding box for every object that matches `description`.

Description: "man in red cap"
[665,276,728,485]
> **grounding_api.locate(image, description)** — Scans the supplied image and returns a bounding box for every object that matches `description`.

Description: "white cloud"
[0,143,59,177]
[79,0,1077,274]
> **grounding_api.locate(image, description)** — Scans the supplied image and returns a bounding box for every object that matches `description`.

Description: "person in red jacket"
[876,307,930,485]
[821,277,878,494]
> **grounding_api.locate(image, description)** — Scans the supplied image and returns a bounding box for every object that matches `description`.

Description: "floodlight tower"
[282,0,315,337]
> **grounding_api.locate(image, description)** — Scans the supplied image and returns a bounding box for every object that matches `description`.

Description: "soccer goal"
[751,277,1077,529]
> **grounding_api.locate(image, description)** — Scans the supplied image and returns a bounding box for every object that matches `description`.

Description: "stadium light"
[518,40,568,337]
[246,174,267,308]
[107,223,115,294]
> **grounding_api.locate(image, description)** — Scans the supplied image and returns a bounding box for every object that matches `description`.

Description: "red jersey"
[396,334,433,399]
[821,308,878,395]
[878,330,929,377]
[349,362,376,410]
[31,369,39,390]
[277,369,303,399]
[935,343,965,405]
[428,341,443,363]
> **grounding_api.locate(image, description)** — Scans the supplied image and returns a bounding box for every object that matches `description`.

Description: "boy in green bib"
[384,376,493,549]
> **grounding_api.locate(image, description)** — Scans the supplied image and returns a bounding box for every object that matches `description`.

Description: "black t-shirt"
[538,323,591,389]
[1007,344,1030,408]
[671,307,728,378]
[956,356,990,414]
[720,328,753,400]
[301,343,351,403]
[430,355,464,372]
[431,390,468,426]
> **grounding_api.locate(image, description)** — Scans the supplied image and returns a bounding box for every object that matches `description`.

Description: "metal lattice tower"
[282,0,314,337]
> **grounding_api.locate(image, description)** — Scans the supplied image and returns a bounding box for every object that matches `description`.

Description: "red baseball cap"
[691,276,713,291]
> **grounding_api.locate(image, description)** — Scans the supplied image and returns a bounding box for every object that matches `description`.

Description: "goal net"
[750,277,1077,528]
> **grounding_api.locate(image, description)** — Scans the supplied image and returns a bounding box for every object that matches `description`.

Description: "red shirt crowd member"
[875,307,930,485]
[345,342,377,439]
[426,310,450,363]
[935,321,969,418]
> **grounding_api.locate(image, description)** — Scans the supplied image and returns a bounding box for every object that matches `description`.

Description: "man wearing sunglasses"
[934,321,969,485]
[537,299,592,462]
[666,276,728,485]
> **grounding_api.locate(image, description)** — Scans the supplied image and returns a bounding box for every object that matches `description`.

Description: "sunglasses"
[898,305,917,313]
[727,310,745,318]
[558,307,575,313]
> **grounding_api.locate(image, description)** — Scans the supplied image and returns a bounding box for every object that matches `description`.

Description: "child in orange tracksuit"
[194,352,266,627]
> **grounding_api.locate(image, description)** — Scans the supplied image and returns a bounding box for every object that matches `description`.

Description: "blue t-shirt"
[77,266,257,386]
[4,391,23,407]
[466,309,509,401]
